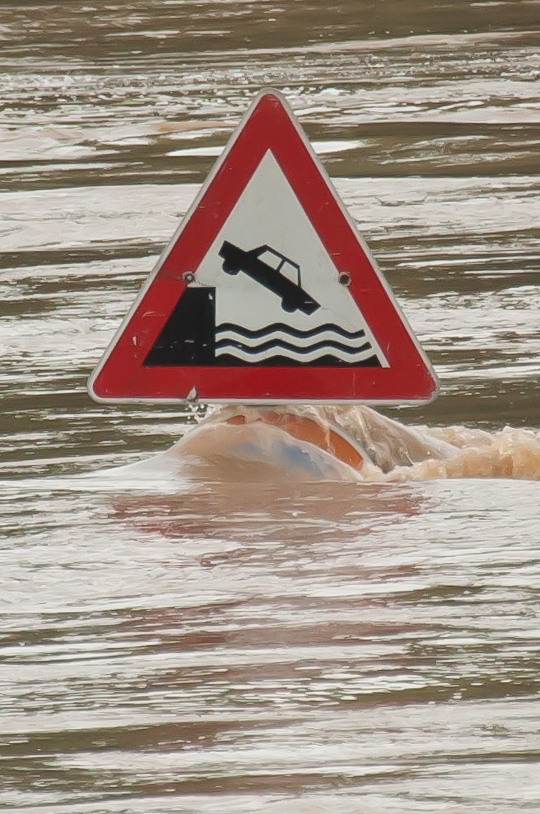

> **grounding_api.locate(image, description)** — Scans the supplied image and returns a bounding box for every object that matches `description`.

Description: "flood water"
[2,2,540,812]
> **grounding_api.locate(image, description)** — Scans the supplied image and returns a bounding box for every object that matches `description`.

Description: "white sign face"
[194,150,388,368]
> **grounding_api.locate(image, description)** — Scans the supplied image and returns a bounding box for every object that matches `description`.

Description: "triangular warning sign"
[89,90,438,405]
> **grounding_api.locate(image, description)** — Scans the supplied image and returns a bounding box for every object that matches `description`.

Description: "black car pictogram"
[219,241,320,315]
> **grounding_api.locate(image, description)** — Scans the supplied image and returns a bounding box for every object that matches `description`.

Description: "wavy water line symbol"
[215,322,380,364]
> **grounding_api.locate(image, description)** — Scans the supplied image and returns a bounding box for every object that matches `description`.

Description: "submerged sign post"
[89,90,438,404]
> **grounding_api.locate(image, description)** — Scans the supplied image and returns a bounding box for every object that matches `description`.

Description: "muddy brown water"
[1,2,540,812]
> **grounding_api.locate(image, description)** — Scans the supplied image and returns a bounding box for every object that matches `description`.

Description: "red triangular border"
[89,90,438,404]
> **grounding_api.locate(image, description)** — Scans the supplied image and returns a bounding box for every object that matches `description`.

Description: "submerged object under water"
[104,403,540,484]
[171,404,458,482]
[168,403,540,482]
[175,407,371,481]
